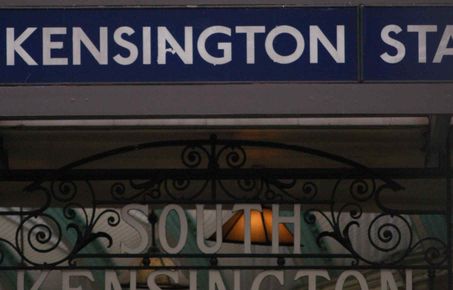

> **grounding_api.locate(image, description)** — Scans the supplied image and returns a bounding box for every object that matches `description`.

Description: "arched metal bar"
[24,134,402,191]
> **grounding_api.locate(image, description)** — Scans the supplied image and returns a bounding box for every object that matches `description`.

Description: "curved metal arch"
[26,134,402,190]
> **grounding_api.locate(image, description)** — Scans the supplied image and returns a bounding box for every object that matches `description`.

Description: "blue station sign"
[0,7,451,84]
[364,7,453,81]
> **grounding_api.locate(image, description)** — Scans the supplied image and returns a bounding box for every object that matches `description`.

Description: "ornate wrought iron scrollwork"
[108,141,324,203]
[0,180,122,268]
[0,134,448,271]
[304,177,448,267]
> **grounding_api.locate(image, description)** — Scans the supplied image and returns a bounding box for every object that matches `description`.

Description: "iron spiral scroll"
[0,134,448,270]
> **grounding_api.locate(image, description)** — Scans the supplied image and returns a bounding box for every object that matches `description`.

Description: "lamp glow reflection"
[209,208,294,245]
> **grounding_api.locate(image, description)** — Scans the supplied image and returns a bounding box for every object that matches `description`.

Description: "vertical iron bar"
[210,134,218,202]
[148,210,158,252]
[20,206,24,267]
[428,269,436,290]
[447,127,452,290]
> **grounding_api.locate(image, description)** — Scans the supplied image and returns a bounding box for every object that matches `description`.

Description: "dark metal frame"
[0,134,450,289]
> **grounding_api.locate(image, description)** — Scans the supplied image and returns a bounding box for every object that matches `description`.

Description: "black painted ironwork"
[0,134,450,288]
